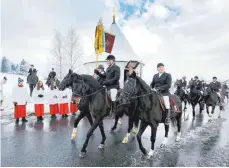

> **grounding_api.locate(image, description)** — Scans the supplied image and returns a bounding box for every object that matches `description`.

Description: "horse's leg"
[122,117,133,143]
[71,110,86,140]
[111,114,119,131]
[147,124,158,158]
[98,120,106,149]
[184,100,189,121]
[137,121,148,155]
[80,117,102,157]
[184,99,187,111]
[133,117,139,134]
[211,105,216,116]
[199,102,203,114]
[160,123,169,147]
[206,105,211,118]
[86,112,93,126]
[176,114,182,142]
[192,104,195,117]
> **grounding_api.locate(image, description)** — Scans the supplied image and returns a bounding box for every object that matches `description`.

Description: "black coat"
[28,68,37,75]
[97,71,106,86]
[194,80,203,91]
[181,80,187,88]
[150,72,172,96]
[209,81,221,92]
[48,71,56,79]
[104,63,120,89]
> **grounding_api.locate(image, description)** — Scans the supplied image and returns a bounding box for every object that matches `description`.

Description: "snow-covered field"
[0,72,50,123]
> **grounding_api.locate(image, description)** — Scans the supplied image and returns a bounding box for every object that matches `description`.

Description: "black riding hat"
[106,55,115,60]
[157,63,164,68]
[98,64,104,69]
[213,77,217,79]
[194,76,198,79]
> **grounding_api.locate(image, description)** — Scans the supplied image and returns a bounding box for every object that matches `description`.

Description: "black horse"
[204,86,224,118]
[119,76,182,158]
[111,82,140,143]
[221,85,228,104]
[59,71,94,139]
[60,71,110,157]
[174,81,188,110]
[174,80,189,121]
[187,83,204,117]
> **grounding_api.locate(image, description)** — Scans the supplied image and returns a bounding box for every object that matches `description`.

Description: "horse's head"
[118,78,138,105]
[72,74,102,98]
[59,69,81,91]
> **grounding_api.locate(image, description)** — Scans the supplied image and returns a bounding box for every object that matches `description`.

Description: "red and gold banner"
[105,32,115,53]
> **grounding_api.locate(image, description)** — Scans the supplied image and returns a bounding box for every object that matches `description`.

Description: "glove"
[155,87,161,92]
[38,94,44,98]
[14,102,17,107]
[53,95,58,99]
[94,69,99,75]
[62,95,67,99]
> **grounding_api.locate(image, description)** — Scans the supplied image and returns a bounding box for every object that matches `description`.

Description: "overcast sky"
[2,0,229,81]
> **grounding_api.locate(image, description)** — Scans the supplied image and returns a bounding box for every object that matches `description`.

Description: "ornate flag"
[105,32,115,53]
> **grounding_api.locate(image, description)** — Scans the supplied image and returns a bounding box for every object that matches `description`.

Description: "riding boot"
[165,109,171,126]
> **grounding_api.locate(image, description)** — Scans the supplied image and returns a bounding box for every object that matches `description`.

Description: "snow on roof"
[84,22,142,64]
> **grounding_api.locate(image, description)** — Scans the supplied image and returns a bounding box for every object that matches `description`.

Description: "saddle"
[158,94,181,113]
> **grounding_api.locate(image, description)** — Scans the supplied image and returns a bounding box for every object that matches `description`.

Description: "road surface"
[1,104,229,167]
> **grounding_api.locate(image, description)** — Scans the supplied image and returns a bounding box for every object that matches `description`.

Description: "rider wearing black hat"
[94,64,106,86]
[209,77,222,106]
[103,55,120,89]
[150,63,172,125]
[194,76,203,92]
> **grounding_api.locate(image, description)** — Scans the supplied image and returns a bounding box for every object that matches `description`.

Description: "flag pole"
[96,53,98,68]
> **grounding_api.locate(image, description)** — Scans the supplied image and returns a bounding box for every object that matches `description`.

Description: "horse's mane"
[136,76,151,93]
[81,74,103,89]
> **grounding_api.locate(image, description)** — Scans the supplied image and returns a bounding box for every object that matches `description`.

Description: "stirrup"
[71,128,77,140]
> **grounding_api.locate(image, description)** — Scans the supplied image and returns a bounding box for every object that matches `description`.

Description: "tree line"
[0,57,31,75]
[50,27,84,80]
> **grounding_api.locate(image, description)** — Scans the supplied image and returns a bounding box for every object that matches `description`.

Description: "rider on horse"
[209,77,222,106]
[94,64,106,86]
[103,55,121,117]
[46,68,57,87]
[150,63,172,125]
[194,76,203,96]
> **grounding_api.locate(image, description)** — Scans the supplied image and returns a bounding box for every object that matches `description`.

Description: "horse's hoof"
[79,152,87,158]
[160,137,168,148]
[118,120,122,125]
[218,116,221,118]
[147,149,154,159]
[176,133,181,142]
[208,114,212,117]
[98,144,105,149]
[160,144,165,148]
[122,137,129,144]
[71,128,77,140]
[132,127,137,134]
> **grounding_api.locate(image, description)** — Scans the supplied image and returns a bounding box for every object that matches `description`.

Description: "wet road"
[1,104,229,167]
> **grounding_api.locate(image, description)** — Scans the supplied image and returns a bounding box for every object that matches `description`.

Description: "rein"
[77,87,105,99]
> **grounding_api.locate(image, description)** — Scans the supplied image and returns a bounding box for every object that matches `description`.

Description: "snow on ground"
[0,72,50,123]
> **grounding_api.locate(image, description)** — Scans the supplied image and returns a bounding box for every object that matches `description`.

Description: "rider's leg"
[216,92,222,105]
[163,96,171,125]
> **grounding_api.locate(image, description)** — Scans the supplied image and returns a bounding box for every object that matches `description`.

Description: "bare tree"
[64,27,83,71]
[51,31,64,80]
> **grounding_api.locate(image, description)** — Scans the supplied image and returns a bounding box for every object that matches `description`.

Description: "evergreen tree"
[1,56,11,72]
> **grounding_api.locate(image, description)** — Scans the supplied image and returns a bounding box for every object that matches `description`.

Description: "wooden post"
[96,53,99,68]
